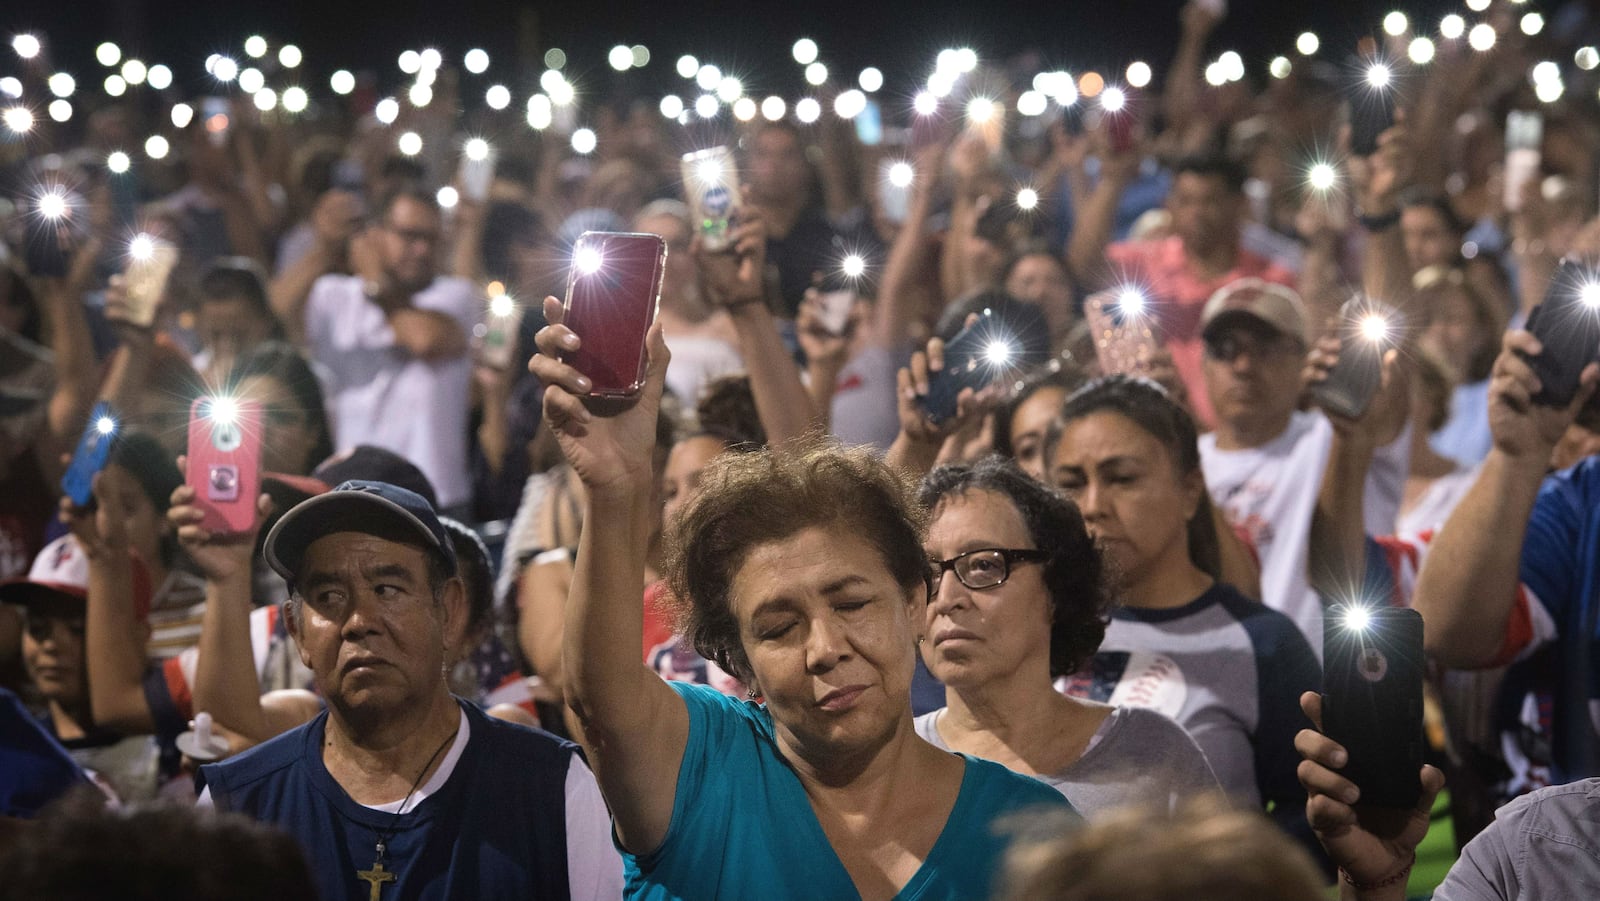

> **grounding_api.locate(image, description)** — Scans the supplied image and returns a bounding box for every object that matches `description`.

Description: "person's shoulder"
[912,709,944,745]
[1541,455,1600,502]
[959,754,1072,810]
[1496,778,1600,824]
[201,714,318,792]
[465,700,580,760]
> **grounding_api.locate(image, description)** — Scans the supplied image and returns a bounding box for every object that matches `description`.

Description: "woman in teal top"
[530,267,1070,901]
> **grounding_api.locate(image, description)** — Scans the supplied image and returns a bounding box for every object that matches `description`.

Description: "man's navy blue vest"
[200,699,575,900]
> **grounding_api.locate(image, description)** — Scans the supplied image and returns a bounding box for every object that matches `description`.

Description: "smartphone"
[1323,605,1425,809]
[1349,67,1396,157]
[186,396,263,535]
[1061,101,1085,137]
[476,295,525,370]
[1504,111,1544,214]
[60,402,119,507]
[201,97,230,147]
[559,232,667,397]
[920,310,1019,424]
[459,145,497,204]
[877,159,912,224]
[681,147,742,253]
[1104,93,1137,155]
[24,191,85,278]
[814,290,857,335]
[854,99,883,147]
[123,236,179,329]
[1311,297,1397,419]
[1523,258,1600,407]
[1085,289,1162,376]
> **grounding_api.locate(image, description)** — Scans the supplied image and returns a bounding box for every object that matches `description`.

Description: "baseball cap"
[263,480,458,585]
[0,535,152,620]
[1199,278,1309,347]
[313,446,438,509]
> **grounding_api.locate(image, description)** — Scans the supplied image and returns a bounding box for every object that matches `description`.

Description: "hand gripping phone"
[186,397,263,535]
[1349,61,1397,157]
[476,292,525,371]
[559,232,667,397]
[681,147,742,253]
[1311,296,1398,420]
[1523,258,1600,408]
[920,310,1019,424]
[1504,111,1544,214]
[123,236,179,329]
[1323,605,1425,809]
[61,402,119,507]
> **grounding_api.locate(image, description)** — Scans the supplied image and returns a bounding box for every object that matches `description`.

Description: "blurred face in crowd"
[1402,206,1458,272]
[290,533,464,725]
[23,609,86,707]
[1008,386,1069,482]
[380,197,442,294]
[637,212,696,308]
[1050,411,1201,585]
[729,527,921,764]
[197,297,274,372]
[921,490,1051,690]
[1420,284,1489,380]
[1202,318,1307,439]
[662,435,727,528]
[237,375,321,476]
[748,127,810,207]
[1168,173,1243,259]
[102,463,167,576]
[1004,255,1074,331]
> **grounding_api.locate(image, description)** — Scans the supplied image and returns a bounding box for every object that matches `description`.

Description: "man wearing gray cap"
[196,480,621,900]
[1196,279,1410,655]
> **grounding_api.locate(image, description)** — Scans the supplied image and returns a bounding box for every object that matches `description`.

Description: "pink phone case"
[186,397,262,535]
[560,232,667,397]
[1086,290,1162,375]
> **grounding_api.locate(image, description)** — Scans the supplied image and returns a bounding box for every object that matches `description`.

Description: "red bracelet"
[1339,852,1415,891]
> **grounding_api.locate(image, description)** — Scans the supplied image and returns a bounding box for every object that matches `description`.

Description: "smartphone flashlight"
[129,233,157,262]
[913,92,938,116]
[3,105,33,134]
[966,97,996,124]
[888,161,914,188]
[465,138,491,162]
[575,245,604,275]
[37,188,69,220]
[1117,287,1146,317]
[1359,313,1390,343]
[1342,605,1373,632]
[1365,63,1392,90]
[983,340,1015,367]
[841,253,866,279]
[1016,187,1040,210]
[1582,282,1600,309]
[206,396,241,427]
[489,294,516,318]
[1308,162,1338,192]
[1100,87,1128,113]
[95,415,116,436]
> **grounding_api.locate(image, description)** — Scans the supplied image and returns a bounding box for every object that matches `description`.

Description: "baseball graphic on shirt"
[1105,650,1188,719]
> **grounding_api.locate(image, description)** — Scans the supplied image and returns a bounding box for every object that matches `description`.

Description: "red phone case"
[186,397,263,535]
[560,232,667,397]
[1085,290,1162,375]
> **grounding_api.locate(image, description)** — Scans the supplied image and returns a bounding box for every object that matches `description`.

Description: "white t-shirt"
[662,332,744,407]
[304,275,477,508]
[198,708,623,900]
[1200,410,1410,656]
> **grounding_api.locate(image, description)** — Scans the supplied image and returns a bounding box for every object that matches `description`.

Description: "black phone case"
[1350,92,1395,157]
[1524,260,1600,407]
[1311,300,1390,419]
[1323,605,1425,809]
[921,313,1011,425]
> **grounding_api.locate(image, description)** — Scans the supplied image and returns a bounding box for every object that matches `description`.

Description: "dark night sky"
[3,0,1461,102]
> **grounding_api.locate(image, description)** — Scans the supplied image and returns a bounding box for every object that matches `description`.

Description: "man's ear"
[284,599,313,669]
[439,577,469,656]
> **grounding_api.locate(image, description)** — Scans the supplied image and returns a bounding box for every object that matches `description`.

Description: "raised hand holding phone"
[61,402,119,507]
[185,396,263,536]
[559,232,667,397]
[531,296,672,495]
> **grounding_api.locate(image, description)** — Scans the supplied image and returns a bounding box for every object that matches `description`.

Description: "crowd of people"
[5,0,1600,898]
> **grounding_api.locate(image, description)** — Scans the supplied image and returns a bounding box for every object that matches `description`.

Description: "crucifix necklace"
[355,724,460,901]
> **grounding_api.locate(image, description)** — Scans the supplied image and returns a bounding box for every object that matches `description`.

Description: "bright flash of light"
[1309,162,1338,192]
[965,96,996,123]
[1297,32,1320,56]
[1016,187,1039,210]
[331,70,356,95]
[436,186,459,209]
[13,34,41,59]
[571,128,597,154]
[913,91,937,115]
[1581,282,1600,308]
[465,138,490,161]
[841,254,866,278]
[207,396,240,426]
[984,341,1014,367]
[1118,288,1146,316]
[3,106,33,133]
[96,416,116,435]
[490,294,516,318]
[37,188,69,219]
[695,158,722,184]
[129,233,156,261]
[1100,87,1127,113]
[1365,64,1392,90]
[1359,313,1390,343]
[575,245,604,275]
[888,161,914,187]
[107,151,130,173]
[1343,605,1373,632]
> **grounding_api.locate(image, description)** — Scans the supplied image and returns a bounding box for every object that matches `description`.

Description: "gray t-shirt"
[914,705,1219,819]
[1434,778,1600,900]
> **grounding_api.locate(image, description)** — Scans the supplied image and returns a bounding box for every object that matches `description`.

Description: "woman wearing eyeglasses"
[1045,376,1324,858]
[915,457,1220,817]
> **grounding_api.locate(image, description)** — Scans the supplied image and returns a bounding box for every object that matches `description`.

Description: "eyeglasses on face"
[930,547,1049,593]
[1202,330,1301,363]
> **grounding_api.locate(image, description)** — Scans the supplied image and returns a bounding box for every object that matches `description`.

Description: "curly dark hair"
[694,374,767,449]
[919,456,1112,678]
[1046,375,1223,581]
[663,440,928,688]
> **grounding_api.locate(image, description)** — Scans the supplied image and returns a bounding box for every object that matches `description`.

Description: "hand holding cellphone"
[123,235,179,329]
[1522,258,1600,407]
[475,292,525,370]
[682,147,742,253]
[459,139,497,204]
[1322,605,1425,809]
[1311,296,1398,420]
[1504,111,1544,214]
[186,397,263,536]
[559,232,667,397]
[1349,59,1397,157]
[1085,289,1162,376]
[920,310,1019,424]
[61,402,119,507]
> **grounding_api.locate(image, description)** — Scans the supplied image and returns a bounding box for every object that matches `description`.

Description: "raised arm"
[873,141,946,349]
[1411,331,1597,667]
[696,208,815,446]
[268,189,361,343]
[1162,1,1225,137]
[1066,132,1141,294]
[69,468,155,734]
[36,248,102,483]
[529,299,688,855]
[1348,118,1414,313]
